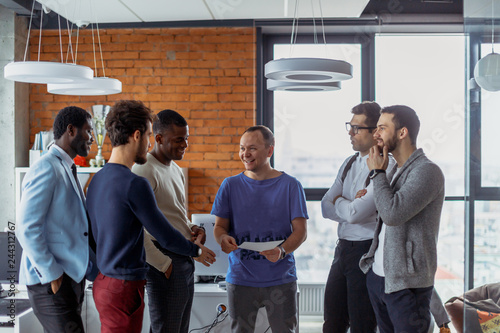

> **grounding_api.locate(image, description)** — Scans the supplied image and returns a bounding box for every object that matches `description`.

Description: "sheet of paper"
[238,240,283,252]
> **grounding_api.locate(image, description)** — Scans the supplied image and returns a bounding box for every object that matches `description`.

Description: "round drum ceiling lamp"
[265,58,352,83]
[264,0,352,91]
[474,0,500,92]
[4,61,93,84]
[48,77,122,95]
[267,78,341,92]
[3,2,93,84]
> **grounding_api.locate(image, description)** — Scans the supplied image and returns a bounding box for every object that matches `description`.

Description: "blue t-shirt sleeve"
[211,178,231,218]
[128,176,199,257]
[290,178,309,221]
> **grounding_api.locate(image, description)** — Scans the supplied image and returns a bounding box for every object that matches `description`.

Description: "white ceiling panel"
[37,0,142,24]
[122,0,214,22]
[205,0,370,20]
[36,0,370,25]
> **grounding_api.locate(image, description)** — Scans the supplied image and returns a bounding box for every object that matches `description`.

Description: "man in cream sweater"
[132,109,214,333]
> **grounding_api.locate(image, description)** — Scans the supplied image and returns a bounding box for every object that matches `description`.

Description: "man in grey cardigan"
[360,105,445,333]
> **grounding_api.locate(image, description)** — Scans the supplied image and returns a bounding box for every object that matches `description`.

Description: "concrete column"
[0,4,29,230]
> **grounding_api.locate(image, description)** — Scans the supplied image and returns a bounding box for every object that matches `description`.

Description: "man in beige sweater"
[132,109,214,333]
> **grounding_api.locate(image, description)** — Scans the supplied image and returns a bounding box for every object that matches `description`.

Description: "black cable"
[188,311,228,333]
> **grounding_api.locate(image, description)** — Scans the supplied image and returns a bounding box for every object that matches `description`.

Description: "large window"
[375,34,466,300]
[264,36,368,283]
[263,34,466,300]
[479,44,500,187]
[272,43,362,189]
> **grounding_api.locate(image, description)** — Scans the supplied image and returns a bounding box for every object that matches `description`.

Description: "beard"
[384,131,399,152]
[134,142,148,165]
[134,152,147,165]
[70,131,90,157]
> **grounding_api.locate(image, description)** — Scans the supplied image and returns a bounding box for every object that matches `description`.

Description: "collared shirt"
[321,154,395,241]
[52,144,74,169]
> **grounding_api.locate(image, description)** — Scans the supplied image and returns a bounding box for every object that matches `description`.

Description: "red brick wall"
[29,27,256,215]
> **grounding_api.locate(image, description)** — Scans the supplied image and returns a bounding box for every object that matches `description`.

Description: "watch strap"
[369,169,386,179]
[278,245,286,259]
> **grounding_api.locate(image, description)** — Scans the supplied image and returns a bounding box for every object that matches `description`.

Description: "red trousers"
[93,272,146,333]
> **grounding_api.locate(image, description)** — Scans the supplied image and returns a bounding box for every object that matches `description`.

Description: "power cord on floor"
[189,303,228,333]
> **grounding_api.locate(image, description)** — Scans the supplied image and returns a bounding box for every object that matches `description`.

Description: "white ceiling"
[35,0,370,25]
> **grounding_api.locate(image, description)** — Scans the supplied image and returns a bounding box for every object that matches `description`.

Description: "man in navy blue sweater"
[87,100,215,333]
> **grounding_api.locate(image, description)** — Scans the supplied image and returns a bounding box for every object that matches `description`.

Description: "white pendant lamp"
[48,77,122,95]
[267,79,341,91]
[474,53,500,91]
[265,58,352,83]
[48,9,122,96]
[3,2,93,84]
[264,0,352,91]
[4,61,93,84]
[474,0,500,91]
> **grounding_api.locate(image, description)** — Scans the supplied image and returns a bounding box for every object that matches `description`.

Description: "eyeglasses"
[345,122,377,135]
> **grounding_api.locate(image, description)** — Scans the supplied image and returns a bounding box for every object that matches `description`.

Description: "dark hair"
[243,125,275,146]
[381,105,420,145]
[351,101,381,130]
[53,106,91,140]
[105,100,155,147]
[153,109,188,135]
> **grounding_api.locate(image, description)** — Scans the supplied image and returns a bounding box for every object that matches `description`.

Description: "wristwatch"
[278,245,286,260]
[369,169,386,179]
[197,247,202,257]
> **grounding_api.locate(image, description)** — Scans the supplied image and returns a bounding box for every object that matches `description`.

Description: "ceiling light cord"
[289,0,299,57]
[58,15,64,63]
[23,0,36,62]
[311,0,317,45]
[96,20,106,78]
[492,0,495,53]
[38,9,43,61]
[91,23,97,77]
[65,18,74,64]
[318,0,326,45]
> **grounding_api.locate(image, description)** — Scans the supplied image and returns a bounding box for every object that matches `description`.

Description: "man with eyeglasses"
[321,101,395,333]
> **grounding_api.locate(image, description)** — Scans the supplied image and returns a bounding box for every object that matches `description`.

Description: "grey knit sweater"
[359,148,445,293]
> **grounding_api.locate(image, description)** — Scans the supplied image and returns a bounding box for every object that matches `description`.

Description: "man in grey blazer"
[360,105,445,333]
[17,106,95,333]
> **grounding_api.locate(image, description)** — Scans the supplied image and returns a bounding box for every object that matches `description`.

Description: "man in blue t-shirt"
[212,125,308,333]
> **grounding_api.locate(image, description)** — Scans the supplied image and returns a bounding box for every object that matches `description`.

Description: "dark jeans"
[27,273,85,333]
[323,239,376,333]
[146,253,194,333]
[227,281,298,333]
[93,272,146,333]
[366,269,433,333]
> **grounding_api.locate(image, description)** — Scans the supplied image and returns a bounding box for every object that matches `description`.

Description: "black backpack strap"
[365,174,371,188]
[341,152,371,188]
[340,153,359,184]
